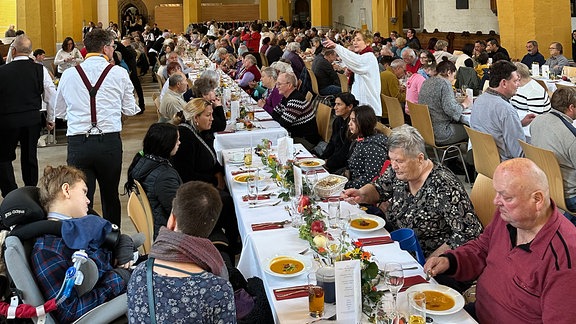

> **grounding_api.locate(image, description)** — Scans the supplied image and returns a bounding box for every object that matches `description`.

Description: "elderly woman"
[342,125,482,257]
[125,123,182,238]
[255,67,283,114]
[190,74,226,132]
[321,92,357,173]
[323,30,382,117]
[32,165,134,323]
[54,37,83,76]
[235,54,261,95]
[418,60,472,145]
[172,98,240,254]
[394,37,407,58]
[281,41,306,78]
[345,105,388,189]
[510,62,551,138]
[433,40,456,64]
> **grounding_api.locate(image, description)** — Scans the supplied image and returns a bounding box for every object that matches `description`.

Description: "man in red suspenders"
[52,28,140,227]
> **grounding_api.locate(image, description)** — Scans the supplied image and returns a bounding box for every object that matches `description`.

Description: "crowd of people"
[1,17,576,323]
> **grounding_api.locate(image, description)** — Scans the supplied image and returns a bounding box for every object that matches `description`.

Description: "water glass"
[383,263,404,317]
[244,147,253,167]
[246,174,258,202]
[327,198,340,229]
[408,291,426,324]
[374,294,396,324]
[307,272,325,318]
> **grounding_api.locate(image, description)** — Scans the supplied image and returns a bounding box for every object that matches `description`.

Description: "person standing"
[52,28,139,226]
[0,35,56,197]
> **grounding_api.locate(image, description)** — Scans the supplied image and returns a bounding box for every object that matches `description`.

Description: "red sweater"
[241,31,261,53]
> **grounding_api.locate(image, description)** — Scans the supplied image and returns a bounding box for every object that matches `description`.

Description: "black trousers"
[0,124,41,197]
[67,133,122,226]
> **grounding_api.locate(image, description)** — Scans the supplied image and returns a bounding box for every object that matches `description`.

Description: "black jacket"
[321,116,351,172]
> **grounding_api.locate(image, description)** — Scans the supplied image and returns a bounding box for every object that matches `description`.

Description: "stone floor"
[1,75,162,235]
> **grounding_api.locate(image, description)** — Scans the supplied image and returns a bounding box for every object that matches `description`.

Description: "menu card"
[541,65,550,79]
[293,166,303,196]
[335,260,361,323]
[531,63,540,77]
[465,88,473,99]
[231,101,240,120]
[277,137,293,164]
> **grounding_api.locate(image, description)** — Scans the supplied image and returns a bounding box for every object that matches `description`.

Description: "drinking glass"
[305,170,318,198]
[289,186,302,227]
[383,262,404,318]
[276,163,288,190]
[243,147,253,168]
[308,272,325,318]
[374,294,396,324]
[246,174,258,202]
[338,211,351,236]
[407,291,426,324]
[327,198,340,229]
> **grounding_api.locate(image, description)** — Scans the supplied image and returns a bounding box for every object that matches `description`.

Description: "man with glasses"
[52,28,139,227]
[545,42,569,76]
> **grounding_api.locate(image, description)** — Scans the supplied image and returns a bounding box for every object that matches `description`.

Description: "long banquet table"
[222,145,478,324]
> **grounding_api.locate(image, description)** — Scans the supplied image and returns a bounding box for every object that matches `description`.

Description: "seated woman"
[510,62,551,139]
[190,74,226,132]
[342,125,482,258]
[345,105,389,189]
[281,42,305,78]
[172,98,240,254]
[418,59,472,145]
[406,53,437,113]
[127,181,236,323]
[235,54,261,95]
[320,92,357,173]
[32,165,135,323]
[255,67,283,114]
[125,123,182,239]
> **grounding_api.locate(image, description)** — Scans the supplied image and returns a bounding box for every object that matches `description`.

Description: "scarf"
[348,46,374,87]
[150,227,227,278]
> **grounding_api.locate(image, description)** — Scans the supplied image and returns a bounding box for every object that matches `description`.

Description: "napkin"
[242,194,271,202]
[217,130,235,134]
[231,169,258,176]
[256,117,275,122]
[357,236,393,246]
[399,275,428,292]
[251,223,284,231]
[274,285,309,300]
[303,169,327,175]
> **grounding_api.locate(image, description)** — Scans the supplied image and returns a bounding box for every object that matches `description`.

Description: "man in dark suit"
[0,35,56,197]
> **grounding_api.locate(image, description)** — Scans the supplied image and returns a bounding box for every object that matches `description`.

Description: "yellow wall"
[55,0,84,42]
[276,0,291,24]
[183,0,201,25]
[497,0,572,61]
[0,0,17,33]
[16,0,56,55]
[372,0,403,36]
[311,0,331,28]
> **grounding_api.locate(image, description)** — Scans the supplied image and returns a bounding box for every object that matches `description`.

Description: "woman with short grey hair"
[281,41,305,77]
[256,67,283,114]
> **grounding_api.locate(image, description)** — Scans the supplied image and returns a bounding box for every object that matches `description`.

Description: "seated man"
[31,165,135,323]
[486,38,509,60]
[158,72,187,122]
[401,48,421,75]
[521,40,546,67]
[341,125,482,258]
[424,158,576,323]
[311,49,342,95]
[271,72,321,150]
[470,60,526,161]
[530,87,576,215]
[545,42,569,76]
[128,181,236,323]
[380,59,406,104]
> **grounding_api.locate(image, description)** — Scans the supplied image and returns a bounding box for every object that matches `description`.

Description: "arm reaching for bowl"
[340,183,380,205]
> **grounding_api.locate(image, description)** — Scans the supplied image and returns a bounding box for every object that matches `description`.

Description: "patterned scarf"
[149,227,227,278]
[348,45,374,87]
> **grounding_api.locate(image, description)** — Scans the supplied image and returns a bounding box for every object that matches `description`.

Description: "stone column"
[311,0,332,29]
[371,0,403,36]
[183,0,202,27]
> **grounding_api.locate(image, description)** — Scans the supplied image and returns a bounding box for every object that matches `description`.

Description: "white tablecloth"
[224,145,478,323]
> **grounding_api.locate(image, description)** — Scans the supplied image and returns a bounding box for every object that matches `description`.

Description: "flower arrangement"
[257,138,299,201]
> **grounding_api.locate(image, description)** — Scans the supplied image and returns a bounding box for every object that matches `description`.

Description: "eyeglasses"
[549,47,557,50]
[107,43,117,50]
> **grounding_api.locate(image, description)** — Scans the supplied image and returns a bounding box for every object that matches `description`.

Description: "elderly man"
[380,59,406,103]
[425,158,576,323]
[530,87,576,215]
[162,51,193,80]
[521,40,546,67]
[312,49,342,95]
[0,35,56,197]
[401,48,421,74]
[545,42,569,76]
[470,60,526,161]
[159,72,187,122]
[271,72,321,150]
[53,28,139,226]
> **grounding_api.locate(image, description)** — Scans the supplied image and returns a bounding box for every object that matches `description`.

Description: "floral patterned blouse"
[373,163,482,256]
[128,264,236,324]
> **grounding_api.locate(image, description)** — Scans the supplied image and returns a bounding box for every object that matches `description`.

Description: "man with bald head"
[0,35,56,197]
[424,158,576,323]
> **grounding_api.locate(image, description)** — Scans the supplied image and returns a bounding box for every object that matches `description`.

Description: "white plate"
[348,214,386,232]
[298,158,326,169]
[263,254,311,278]
[405,283,465,315]
[233,174,264,184]
[227,158,244,165]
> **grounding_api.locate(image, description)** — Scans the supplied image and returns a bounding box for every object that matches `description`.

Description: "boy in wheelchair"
[1,165,137,323]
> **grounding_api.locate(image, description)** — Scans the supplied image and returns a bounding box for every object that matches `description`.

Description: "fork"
[248,200,281,208]
[298,248,310,255]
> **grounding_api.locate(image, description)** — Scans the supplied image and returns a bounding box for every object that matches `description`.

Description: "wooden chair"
[152,92,161,121]
[464,125,500,178]
[316,103,333,142]
[338,73,348,93]
[376,122,392,137]
[307,68,320,96]
[470,174,497,228]
[304,60,313,70]
[382,95,406,128]
[562,66,576,77]
[305,91,313,103]
[260,52,269,67]
[533,78,553,96]
[127,180,155,254]
[555,83,576,91]
[407,101,471,184]
[156,72,166,92]
[519,140,575,215]
[482,80,489,92]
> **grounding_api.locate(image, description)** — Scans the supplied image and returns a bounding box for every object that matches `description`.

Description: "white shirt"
[12,56,56,119]
[54,48,84,73]
[52,55,138,135]
[334,44,382,116]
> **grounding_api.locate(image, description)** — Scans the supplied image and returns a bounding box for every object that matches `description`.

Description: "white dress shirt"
[12,56,56,120]
[52,55,138,135]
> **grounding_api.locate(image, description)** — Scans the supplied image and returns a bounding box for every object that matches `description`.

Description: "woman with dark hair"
[321,92,358,173]
[456,43,475,70]
[427,37,438,53]
[125,123,182,238]
[54,36,83,76]
[418,59,471,145]
[345,105,389,189]
[260,36,271,54]
[406,53,437,113]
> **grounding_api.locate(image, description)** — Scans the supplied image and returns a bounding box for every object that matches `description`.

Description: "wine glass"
[305,170,318,198]
[383,262,404,319]
[338,210,352,238]
[276,163,288,190]
[327,198,340,230]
